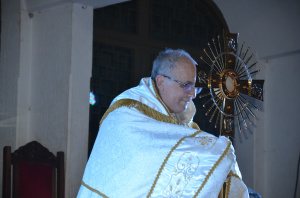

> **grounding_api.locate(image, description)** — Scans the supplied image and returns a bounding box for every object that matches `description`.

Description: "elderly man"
[77,49,248,198]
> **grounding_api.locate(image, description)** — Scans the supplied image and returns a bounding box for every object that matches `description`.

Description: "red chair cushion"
[18,162,53,198]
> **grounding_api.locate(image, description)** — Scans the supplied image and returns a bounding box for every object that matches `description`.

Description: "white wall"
[0,0,21,193]
[214,0,300,197]
[28,4,93,196]
[0,1,93,197]
[264,53,300,197]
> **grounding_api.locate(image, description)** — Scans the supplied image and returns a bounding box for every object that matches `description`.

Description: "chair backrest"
[2,141,65,198]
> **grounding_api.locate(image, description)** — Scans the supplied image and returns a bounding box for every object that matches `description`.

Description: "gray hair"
[151,48,197,82]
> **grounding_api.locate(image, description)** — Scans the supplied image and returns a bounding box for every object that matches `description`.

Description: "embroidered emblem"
[162,152,199,197]
[194,136,217,150]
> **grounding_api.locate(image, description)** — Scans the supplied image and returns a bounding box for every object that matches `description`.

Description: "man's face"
[156,58,197,114]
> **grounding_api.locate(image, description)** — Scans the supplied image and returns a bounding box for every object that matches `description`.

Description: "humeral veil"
[77,78,249,198]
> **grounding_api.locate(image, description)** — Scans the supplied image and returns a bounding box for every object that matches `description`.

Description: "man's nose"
[187,87,196,99]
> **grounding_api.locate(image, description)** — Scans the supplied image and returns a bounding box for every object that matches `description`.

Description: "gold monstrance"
[196,31,264,138]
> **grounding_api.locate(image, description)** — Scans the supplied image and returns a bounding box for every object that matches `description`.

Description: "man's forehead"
[176,58,196,70]
[172,65,196,84]
[174,58,196,70]
[177,56,195,64]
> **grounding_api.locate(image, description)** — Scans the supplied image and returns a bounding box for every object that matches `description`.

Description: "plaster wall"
[0,0,21,194]
[17,0,32,146]
[25,0,129,12]
[29,3,72,155]
[0,1,22,143]
[264,54,300,198]
[66,4,93,196]
[214,0,300,197]
[28,3,93,196]
[0,1,93,196]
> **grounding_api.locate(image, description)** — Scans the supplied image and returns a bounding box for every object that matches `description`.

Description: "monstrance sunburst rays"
[196,31,264,137]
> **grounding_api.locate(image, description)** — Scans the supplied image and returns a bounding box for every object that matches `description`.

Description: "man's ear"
[155,75,164,91]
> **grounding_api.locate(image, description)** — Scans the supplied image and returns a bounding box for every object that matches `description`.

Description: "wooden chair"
[2,141,65,198]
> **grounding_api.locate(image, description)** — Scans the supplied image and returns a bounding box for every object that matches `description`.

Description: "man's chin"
[177,105,188,114]
[184,102,190,110]
[172,102,189,114]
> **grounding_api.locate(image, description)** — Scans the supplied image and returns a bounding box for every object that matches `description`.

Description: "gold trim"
[99,99,179,128]
[151,79,179,124]
[224,171,241,198]
[225,176,231,198]
[81,180,109,198]
[229,171,241,180]
[193,141,232,197]
[151,80,171,117]
[147,130,203,197]
[188,121,200,130]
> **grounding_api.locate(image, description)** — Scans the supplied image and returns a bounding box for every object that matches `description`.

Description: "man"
[77,49,249,198]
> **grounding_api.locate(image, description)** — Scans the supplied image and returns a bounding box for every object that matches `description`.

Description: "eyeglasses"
[161,75,201,95]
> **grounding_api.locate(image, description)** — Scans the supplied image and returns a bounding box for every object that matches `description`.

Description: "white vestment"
[77,78,249,198]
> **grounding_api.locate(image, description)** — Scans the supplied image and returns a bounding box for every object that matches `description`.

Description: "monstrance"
[196,31,264,138]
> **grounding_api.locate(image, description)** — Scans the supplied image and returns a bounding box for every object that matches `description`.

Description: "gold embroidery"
[147,130,203,198]
[162,152,200,197]
[99,99,179,128]
[151,79,180,124]
[193,141,232,198]
[81,180,109,198]
[225,175,232,198]
[225,171,242,198]
[188,121,200,130]
[229,171,241,180]
[194,136,217,150]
